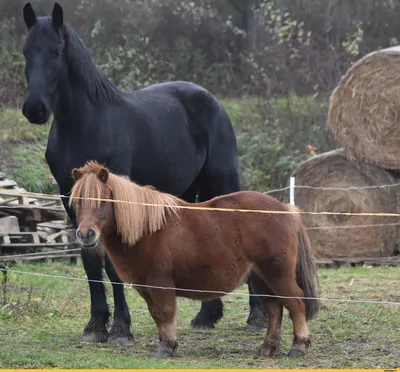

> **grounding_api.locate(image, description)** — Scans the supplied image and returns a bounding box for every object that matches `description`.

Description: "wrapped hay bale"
[292,149,400,258]
[329,46,400,169]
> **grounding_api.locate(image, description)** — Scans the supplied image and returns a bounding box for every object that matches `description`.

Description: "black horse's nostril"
[37,103,45,116]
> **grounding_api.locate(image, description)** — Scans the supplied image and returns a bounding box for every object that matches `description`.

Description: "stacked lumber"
[0,172,79,263]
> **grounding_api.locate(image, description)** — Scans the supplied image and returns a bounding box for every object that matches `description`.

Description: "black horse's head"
[22,3,65,124]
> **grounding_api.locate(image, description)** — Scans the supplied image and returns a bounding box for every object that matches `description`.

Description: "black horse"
[21,3,267,346]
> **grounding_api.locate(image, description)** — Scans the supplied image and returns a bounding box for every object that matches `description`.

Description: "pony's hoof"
[288,340,309,357]
[81,330,108,343]
[107,334,134,348]
[246,309,268,332]
[257,339,282,358]
[288,347,306,357]
[260,345,281,358]
[190,317,215,329]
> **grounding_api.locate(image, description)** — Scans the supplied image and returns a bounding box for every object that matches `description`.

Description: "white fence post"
[289,177,295,205]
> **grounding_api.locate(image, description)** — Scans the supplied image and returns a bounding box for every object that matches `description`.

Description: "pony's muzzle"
[76,227,99,248]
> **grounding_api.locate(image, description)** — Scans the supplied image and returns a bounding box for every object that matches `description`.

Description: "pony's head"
[70,161,181,249]
[70,162,115,248]
[22,3,65,124]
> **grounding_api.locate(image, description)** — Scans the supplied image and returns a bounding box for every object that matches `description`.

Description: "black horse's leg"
[63,198,110,343]
[81,248,110,342]
[105,255,134,347]
[247,279,268,332]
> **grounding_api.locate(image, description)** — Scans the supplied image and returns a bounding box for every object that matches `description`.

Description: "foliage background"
[1,0,399,192]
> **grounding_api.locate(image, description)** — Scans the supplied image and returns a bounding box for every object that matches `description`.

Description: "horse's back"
[125,80,239,195]
[197,191,297,255]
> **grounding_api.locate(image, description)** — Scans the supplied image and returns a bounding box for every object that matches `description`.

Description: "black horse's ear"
[72,168,83,182]
[98,168,109,183]
[52,3,64,30]
[23,3,37,30]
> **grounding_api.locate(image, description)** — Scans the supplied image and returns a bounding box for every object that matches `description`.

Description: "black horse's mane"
[28,17,122,105]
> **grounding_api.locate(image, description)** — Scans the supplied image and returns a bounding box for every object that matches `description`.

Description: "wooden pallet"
[0,230,78,264]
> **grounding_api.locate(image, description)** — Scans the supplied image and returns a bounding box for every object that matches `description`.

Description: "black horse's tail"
[287,204,321,320]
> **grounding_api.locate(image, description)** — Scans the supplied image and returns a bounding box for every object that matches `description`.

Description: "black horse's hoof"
[107,334,134,348]
[190,317,215,329]
[107,323,134,347]
[81,330,108,343]
[246,308,268,332]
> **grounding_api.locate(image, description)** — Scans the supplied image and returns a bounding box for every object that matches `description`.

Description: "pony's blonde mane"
[70,162,181,246]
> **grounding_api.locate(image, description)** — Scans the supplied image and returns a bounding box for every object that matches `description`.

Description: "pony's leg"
[140,288,178,358]
[249,272,283,357]
[181,183,222,330]
[81,248,109,343]
[259,262,311,357]
[192,170,266,330]
[104,256,134,347]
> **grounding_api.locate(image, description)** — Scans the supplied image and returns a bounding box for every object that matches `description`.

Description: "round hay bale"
[329,46,400,170]
[292,149,400,258]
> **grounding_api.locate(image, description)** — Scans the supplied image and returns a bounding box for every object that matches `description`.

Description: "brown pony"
[70,161,320,359]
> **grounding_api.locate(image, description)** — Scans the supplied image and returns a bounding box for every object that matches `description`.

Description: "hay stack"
[292,149,399,258]
[329,46,400,169]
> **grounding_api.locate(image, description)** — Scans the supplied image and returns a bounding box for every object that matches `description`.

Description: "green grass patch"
[0,108,49,144]
[0,108,53,193]
[1,262,399,369]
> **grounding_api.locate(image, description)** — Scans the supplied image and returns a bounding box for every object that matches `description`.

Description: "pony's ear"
[52,3,64,30]
[98,168,109,183]
[72,168,83,182]
[23,3,37,30]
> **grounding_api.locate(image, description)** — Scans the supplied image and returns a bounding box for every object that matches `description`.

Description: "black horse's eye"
[51,49,60,57]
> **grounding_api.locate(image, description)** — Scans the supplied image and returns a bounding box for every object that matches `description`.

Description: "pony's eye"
[52,49,60,57]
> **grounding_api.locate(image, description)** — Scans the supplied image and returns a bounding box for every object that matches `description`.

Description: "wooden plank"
[0,216,20,234]
[0,190,61,202]
[0,180,17,188]
[0,205,65,213]
[0,242,75,249]
[0,197,19,205]
[46,231,63,242]
[37,221,70,230]
[1,235,11,244]
[40,201,60,207]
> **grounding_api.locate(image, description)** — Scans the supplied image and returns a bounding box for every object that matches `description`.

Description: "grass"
[0,108,54,194]
[0,262,399,369]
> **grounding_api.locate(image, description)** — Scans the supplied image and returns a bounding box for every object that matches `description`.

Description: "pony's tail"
[287,204,321,320]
